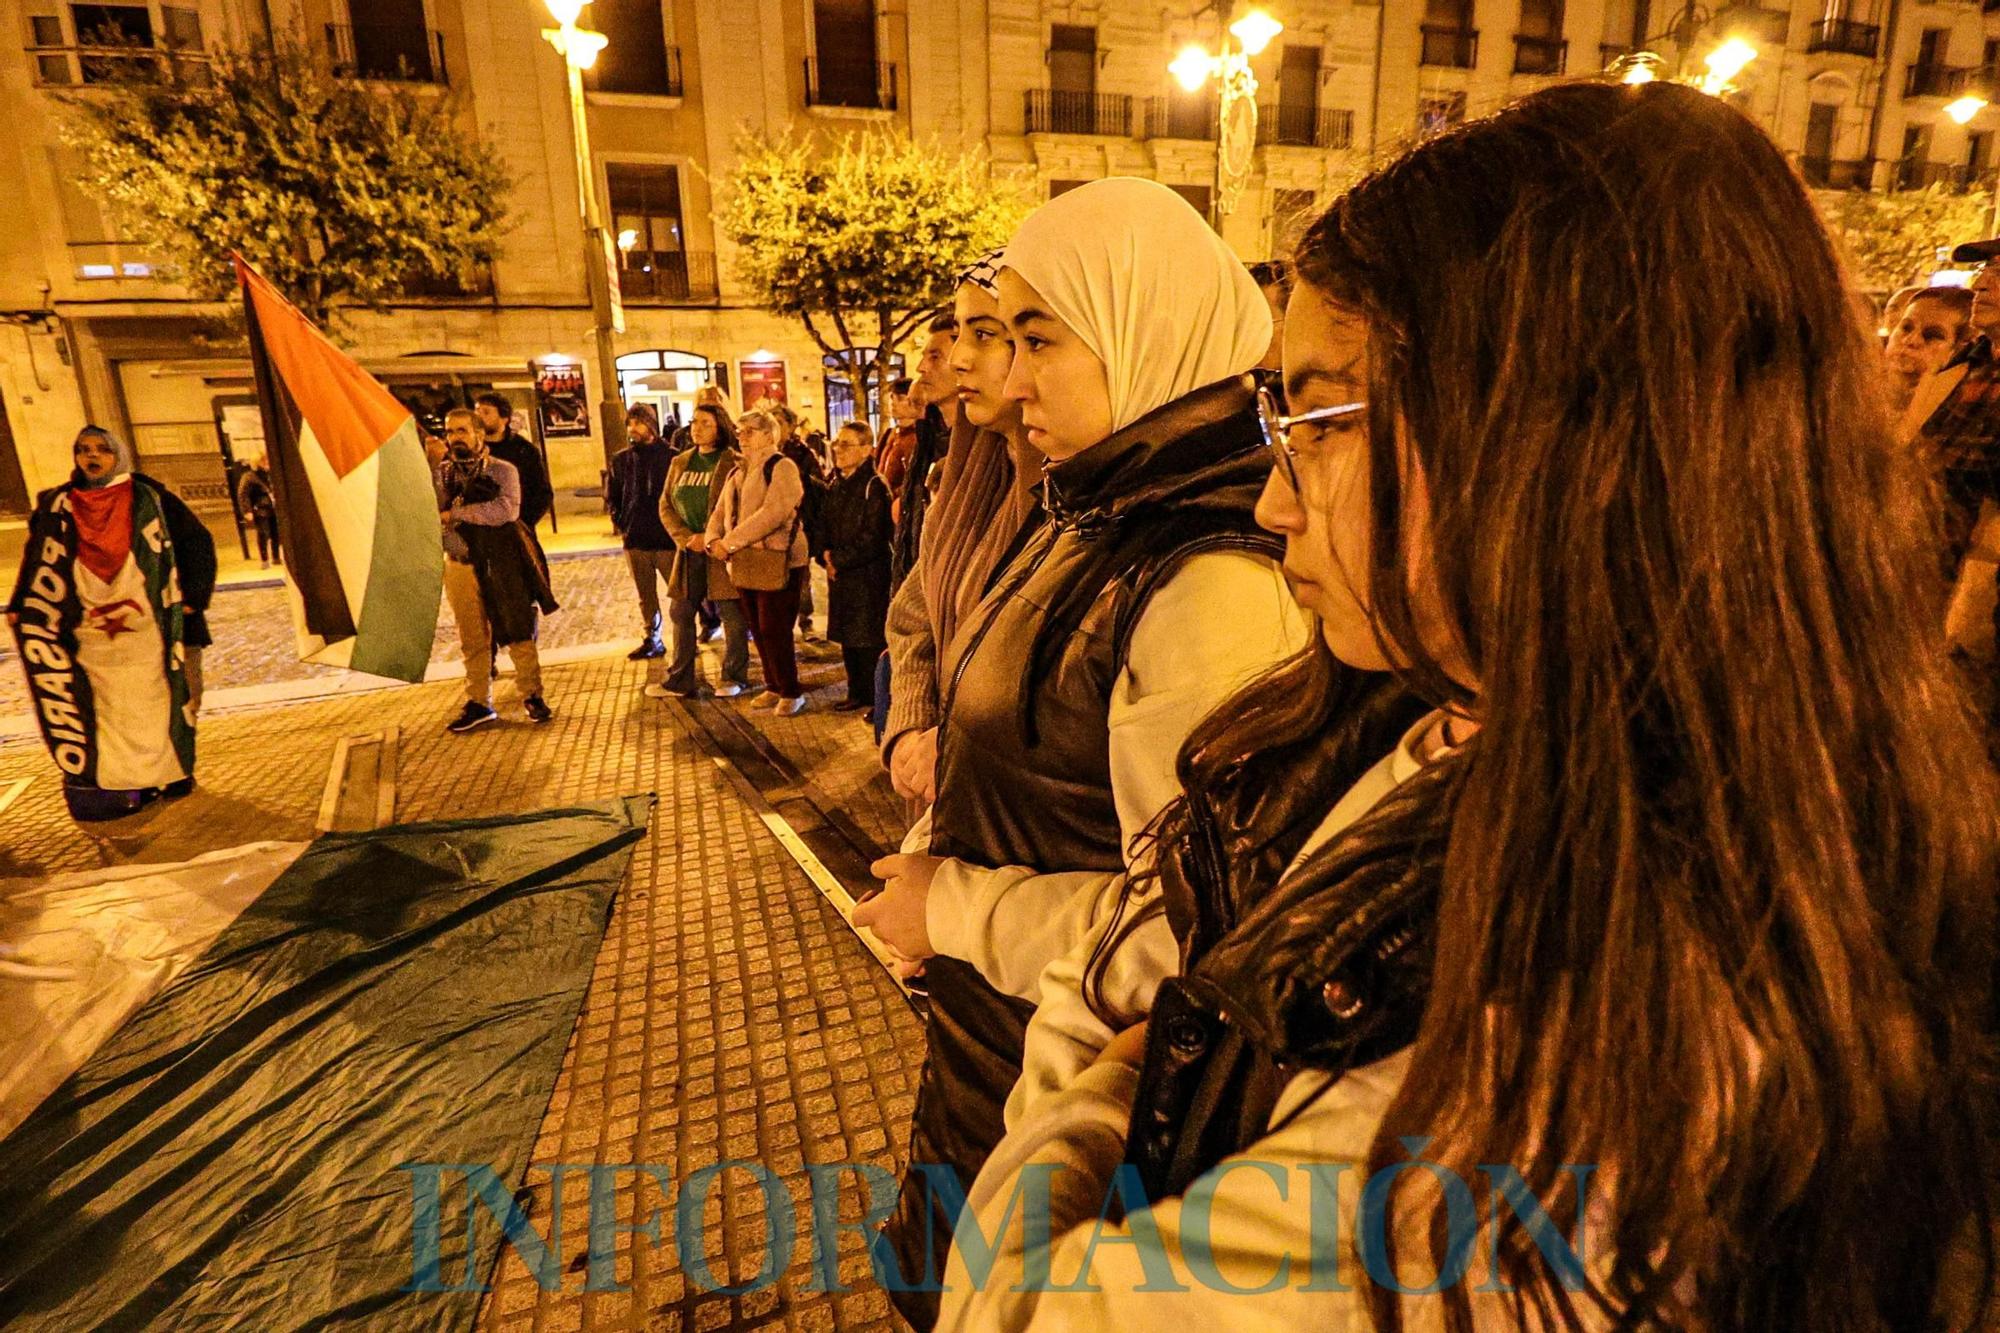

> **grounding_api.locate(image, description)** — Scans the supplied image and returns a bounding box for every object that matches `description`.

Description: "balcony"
[586,43,682,97]
[1025,89,1134,136]
[1799,155,1874,188]
[1513,34,1568,75]
[1906,63,1975,98]
[1806,18,1880,58]
[619,250,720,303]
[1897,159,1967,189]
[27,40,210,86]
[803,58,897,111]
[326,23,446,83]
[69,241,158,280]
[1143,95,1218,140]
[1421,25,1479,69]
[401,261,495,299]
[1255,103,1354,148]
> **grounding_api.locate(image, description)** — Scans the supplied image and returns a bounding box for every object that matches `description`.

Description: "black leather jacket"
[1122,674,1448,1201]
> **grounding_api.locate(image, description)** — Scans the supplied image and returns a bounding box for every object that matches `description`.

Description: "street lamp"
[542,0,628,468]
[1167,6,1282,226]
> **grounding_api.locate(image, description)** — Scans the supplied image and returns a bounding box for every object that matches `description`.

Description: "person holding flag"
[437,408,558,732]
[7,425,216,821]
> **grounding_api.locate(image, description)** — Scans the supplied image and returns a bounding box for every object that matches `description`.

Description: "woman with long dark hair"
[942,81,1999,1329]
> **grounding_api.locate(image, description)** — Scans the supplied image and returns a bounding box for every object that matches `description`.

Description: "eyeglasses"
[1256,387,1367,493]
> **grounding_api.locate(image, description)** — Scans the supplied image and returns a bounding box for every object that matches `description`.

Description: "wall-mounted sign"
[533,360,591,439]
[738,359,789,411]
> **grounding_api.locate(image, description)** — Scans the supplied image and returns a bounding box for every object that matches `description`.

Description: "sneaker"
[715,682,746,698]
[773,695,807,717]
[627,639,665,660]
[163,776,196,799]
[701,623,722,643]
[643,682,699,699]
[523,695,554,724]
[448,701,498,733]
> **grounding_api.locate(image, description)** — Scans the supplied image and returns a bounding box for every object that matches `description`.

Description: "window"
[1969,130,1992,182]
[1918,27,1947,68]
[160,4,198,47]
[1419,91,1467,136]
[340,0,439,82]
[1050,24,1097,96]
[1278,44,1318,109]
[810,0,879,107]
[1048,178,1089,199]
[1985,38,2000,69]
[1516,0,1566,74]
[1168,183,1212,218]
[607,163,690,300]
[586,0,678,95]
[1805,101,1837,163]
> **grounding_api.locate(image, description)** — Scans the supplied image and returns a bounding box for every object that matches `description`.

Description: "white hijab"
[999,177,1273,433]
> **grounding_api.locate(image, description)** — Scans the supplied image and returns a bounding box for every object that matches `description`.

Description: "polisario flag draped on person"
[235,255,441,683]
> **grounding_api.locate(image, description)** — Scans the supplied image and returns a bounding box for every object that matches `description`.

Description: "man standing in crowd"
[438,407,558,732]
[889,312,958,593]
[607,403,674,660]
[474,392,554,532]
[878,378,919,502]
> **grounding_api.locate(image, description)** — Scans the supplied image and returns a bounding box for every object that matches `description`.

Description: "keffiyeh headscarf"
[955,246,1005,297]
[998,177,1272,432]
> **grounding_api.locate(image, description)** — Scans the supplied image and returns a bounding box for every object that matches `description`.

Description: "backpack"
[781,444,827,552]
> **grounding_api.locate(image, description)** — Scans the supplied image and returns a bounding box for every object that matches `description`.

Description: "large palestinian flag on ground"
[236,257,440,683]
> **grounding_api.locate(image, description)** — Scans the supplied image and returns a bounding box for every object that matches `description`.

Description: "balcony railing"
[1906,63,1976,98]
[1799,155,1874,189]
[1255,103,1354,148]
[1143,95,1218,140]
[27,41,211,86]
[586,43,682,97]
[1513,34,1567,75]
[803,58,897,111]
[1806,18,1880,58]
[619,250,720,303]
[401,260,495,299]
[69,241,159,280]
[1025,89,1133,136]
[326,22,446,83]
[1420,25,1479,69]
[1897,158,1966,189]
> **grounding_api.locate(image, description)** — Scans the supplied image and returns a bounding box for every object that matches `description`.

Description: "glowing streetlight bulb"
[543,0,585,27]
[1947,94,1988,126]
[616,228,638,251]
[1171,44,1215,91]
[1700,37,1757,92]
[1229,9,1284,57]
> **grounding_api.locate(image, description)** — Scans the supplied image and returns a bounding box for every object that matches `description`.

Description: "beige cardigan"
[707,442,810,568]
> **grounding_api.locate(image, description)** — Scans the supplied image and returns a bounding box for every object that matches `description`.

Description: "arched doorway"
[616,350,711,435]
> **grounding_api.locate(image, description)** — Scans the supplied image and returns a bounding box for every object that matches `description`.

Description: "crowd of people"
[7,74,2000,1326]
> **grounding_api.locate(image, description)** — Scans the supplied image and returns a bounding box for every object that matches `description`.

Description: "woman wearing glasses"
[857,178,1318,1326]
[942,83,1998,1328]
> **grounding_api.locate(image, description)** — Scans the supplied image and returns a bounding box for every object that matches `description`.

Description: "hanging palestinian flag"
[235,256,440,682]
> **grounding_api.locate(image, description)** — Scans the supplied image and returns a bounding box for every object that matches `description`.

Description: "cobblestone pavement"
[0,552,835,724]
[0,644,925,1332]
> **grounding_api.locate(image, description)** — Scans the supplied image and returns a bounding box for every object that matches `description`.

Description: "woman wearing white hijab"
[859,179,1310,1325]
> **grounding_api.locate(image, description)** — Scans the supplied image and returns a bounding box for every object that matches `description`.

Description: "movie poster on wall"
[534,360,591,439]
[738,360,788,412]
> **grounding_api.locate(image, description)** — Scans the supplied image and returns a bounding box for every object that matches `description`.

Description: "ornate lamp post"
[542,0,628,467]
[1169,6,1282,226]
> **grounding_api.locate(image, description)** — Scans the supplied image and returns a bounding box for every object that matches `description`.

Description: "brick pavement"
[0,646,926,1331]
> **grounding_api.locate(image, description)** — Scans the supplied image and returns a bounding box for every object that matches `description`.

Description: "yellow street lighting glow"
[616,228,638,250]
[1230,9,1284,57]
[1704,37,1756,84]
[543,0,584,28]
[1622,60,1656,85]
[1171,44,1215,91]
[1947,94,1988,125]
[567,27,607,67]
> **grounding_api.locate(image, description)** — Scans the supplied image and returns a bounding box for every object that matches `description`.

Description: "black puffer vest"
[1123,684,1454,1203]
[880,376,1282,1328]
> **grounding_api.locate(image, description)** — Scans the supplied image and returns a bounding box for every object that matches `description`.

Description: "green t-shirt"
[673,449,720,533]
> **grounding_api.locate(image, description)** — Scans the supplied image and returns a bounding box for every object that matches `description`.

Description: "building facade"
[2,0,1997,517]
